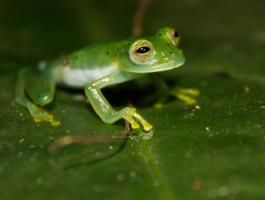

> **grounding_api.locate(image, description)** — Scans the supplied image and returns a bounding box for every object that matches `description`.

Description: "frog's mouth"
[149,58,185,72]
[131,56,185,73]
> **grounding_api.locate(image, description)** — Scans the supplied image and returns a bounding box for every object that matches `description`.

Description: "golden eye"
[156,27,180,46]
[130,40,155,64]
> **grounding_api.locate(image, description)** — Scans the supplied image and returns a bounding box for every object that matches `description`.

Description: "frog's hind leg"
[170,87,200,106]
[150,75,200,107]
[15,68,60,126]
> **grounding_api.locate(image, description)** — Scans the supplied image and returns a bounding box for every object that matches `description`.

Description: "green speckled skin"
[15,27,185,131]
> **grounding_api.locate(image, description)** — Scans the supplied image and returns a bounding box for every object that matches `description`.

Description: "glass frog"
[15,27,187,131]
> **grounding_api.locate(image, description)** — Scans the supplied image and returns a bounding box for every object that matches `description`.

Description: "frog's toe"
[176,94,198,106]
[170,88,200,106]
[124,117,140,129]
[33,116,43,123]
[176,88,200,97]
[28,104,61,126]
[127,117,152,131]
[123,109,140,129]
[132,112,153,131]
[50,119,61,126]
[142,122,153,131]
[39,111,61,126]
[122,107,153,131]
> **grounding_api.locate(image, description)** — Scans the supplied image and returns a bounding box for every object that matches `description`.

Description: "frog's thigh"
[15,68,60,126]
[25,70,55,106]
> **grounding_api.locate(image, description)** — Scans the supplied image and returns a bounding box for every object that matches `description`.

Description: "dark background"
[0,0,265,200]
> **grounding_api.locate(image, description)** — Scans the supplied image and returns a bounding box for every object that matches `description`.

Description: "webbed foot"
[153,87,200,108]
[27,104,61,126]
[122,107,152,131]
[170,88,200,106]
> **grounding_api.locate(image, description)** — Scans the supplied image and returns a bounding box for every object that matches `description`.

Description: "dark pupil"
[136,46,150,54]
[174,30,179,37]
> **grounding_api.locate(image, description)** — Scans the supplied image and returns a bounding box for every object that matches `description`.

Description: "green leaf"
[0,0,265,200]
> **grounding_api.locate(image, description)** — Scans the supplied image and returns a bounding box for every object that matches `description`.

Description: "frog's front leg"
[84,72,152,131]
[15,67,60,126]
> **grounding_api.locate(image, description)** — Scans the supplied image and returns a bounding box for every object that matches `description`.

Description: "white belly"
[62,66,118,88]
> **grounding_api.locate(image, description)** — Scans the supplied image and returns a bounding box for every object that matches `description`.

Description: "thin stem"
[132,0,151,37]
[49,121,130,153]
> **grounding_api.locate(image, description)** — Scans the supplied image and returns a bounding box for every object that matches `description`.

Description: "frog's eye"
[136,46,150,54]
[156,27,180,46]
[130,40,155,64]
[173,30,180,46]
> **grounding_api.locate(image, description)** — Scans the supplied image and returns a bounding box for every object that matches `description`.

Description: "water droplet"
[142,130,153,140]
[205,127,210,132]
[18,152,23,156]
[244,86,250,93]
[154,180,160,187]
[92,184,102,192]
[116,174,125,182]
[154,160,159,165]
[195,105,201,110]
[192,178,201,191]
[36,177,43,185]
[129,171,136,178]
[218,186,229,196]
[19,138,24,143]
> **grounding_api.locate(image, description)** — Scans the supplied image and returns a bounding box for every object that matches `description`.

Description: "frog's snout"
[175,49,185,66]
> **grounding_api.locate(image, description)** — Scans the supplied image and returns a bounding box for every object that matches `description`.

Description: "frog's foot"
[123,107,152,131]
[27,104,61,126]
[170,88,200,106]
[153,102,163,109]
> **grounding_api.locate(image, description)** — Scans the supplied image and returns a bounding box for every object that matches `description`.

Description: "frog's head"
[120,27,185,73]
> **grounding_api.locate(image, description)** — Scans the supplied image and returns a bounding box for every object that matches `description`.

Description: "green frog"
[15,27,189,131]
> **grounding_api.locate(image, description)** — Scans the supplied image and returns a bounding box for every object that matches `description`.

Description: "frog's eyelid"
[131,40,153,52]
